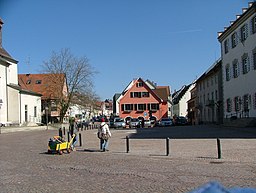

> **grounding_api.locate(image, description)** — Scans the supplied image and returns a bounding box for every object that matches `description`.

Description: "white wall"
[179,84,195,117]
[0,64,7,123]
[7,61,18,84]
[20,93,41,125]
[222,12,256,118]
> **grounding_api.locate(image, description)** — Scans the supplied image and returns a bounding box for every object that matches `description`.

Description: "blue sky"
[0,0,250,100]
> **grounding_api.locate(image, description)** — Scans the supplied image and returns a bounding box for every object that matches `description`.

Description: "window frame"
[243,94,249,111]
[252,15,256,34]
[121,104,133,111]
[234,96,240,112]
[242,55,249,74]
[35,80,42,84]
[231,32,237,48]
[136,82,143,87]
[224,39,229,54]
[232,60,239,78]
[240,24,247,42]
[225,64,230,81]
[147,103,159,111]
[226,98,232,112]
[253,52,256,70]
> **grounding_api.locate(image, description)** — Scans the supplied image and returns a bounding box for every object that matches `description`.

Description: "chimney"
[0,18,3,48]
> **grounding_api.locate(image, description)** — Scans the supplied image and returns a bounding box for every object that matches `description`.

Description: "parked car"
[143,119,151,128]
[129,118,141,128]
[112,118,126,128]
[175,116,188,126]
[158,118,173,127]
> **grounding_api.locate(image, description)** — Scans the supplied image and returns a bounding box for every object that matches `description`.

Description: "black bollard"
[126,136,130,153]
[217,138,222,159]
[63,127,66,135]
[166,137,170,156]
[59,128,63,138]
[67,131,70,142]
[79,133,82,146]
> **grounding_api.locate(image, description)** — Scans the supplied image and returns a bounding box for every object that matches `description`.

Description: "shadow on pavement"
[128,125,256,139]
[83,149,102,153]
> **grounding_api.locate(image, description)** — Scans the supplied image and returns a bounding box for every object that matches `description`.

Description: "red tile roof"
[18,73,66,100]
[153,86,170,102]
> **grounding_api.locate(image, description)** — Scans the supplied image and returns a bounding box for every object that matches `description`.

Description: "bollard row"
[125,136,222,159]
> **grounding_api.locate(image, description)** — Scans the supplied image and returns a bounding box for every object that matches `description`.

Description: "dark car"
[175,116,188,125]
[158,118,173,127]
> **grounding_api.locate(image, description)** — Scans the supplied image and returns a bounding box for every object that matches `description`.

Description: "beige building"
[195,59,223,124]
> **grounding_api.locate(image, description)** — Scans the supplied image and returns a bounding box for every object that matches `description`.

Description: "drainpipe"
[5,65,8,121]
[19,92,21,125]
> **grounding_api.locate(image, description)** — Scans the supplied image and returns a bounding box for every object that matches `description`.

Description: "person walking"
[98,118,111,152]
[70,118,79,151]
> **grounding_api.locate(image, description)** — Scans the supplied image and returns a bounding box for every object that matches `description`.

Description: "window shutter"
[238,61,240,76]
[229,64,233,79]
[253,93,256,109]
[227,38,230,51]
[230,98,233,112]
[247,56,250,72]
[250,18,253,35]
[235,32,239,45]
[245,23,249,39]
[250,52,254,70]
[249,94,252,109]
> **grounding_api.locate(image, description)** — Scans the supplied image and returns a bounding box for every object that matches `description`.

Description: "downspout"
[19,91,21,125]
[5,65,8,121]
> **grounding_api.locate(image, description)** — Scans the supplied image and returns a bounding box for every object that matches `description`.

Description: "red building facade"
[119,78,170,122]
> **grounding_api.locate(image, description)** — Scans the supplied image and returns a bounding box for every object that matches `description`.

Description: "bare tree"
[41,48,97,122]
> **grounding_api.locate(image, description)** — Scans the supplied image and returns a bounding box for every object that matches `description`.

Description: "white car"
[113,118,126,128]
[129,118,141,128]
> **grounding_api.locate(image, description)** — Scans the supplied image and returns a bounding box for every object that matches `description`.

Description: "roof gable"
[153,86,170,102]
[172,84,191,105]
[121,78,163,102]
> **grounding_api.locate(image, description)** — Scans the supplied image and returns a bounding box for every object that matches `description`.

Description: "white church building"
[0,18,41,126]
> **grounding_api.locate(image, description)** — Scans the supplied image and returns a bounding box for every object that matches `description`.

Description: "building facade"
[195,59,223,124]
[19,73,68,124]
[172,83,195,118]
[218,2,256,125]
[187,86,197,125]
[116,78,171,122]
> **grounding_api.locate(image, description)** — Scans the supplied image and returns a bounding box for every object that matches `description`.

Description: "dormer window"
[36,80,42,84]
[26,80,31,84]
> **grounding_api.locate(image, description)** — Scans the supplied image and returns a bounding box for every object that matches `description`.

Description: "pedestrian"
[97,118,111,152]
[141,119,145,128]
[70,118,79,151]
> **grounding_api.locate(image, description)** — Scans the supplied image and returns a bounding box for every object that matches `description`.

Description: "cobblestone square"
[0,125,255,193]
